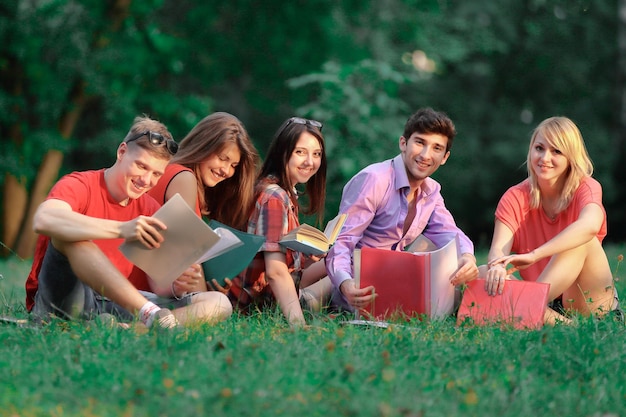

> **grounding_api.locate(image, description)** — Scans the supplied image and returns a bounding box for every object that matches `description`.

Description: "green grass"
[1,246,626,417]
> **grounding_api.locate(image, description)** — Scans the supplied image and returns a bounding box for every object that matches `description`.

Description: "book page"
[425,235,459,318]
[119,194,241,287]
[323,213,348,243]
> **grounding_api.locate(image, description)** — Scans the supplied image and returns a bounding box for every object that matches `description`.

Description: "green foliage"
[289,60,415,217]
[2,0,626,245]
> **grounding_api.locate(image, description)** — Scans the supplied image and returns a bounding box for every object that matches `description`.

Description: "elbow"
[32,208,52,235]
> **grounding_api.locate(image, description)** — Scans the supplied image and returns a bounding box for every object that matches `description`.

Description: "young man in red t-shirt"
[25,116,232,328]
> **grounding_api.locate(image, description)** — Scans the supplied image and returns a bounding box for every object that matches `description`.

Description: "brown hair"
[259,118,327,224]
[172,112,259,229]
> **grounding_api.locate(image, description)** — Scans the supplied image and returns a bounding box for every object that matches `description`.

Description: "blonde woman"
[485,116,620,324]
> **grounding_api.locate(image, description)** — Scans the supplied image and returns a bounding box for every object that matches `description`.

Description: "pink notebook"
[457,279,550,329]
[354,237,458,320]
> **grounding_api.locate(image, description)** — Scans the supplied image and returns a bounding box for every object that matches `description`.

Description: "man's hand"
[449,253,479,286]
[339,279,376,309]
[120,216,167,249]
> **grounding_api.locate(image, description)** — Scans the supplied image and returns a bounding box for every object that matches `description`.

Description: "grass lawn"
[1,245,625,417]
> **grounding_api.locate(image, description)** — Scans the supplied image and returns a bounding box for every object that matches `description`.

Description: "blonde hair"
[124,115,175,160]
[527,116,593,211]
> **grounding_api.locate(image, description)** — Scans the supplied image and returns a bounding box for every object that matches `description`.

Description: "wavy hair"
[403,108,456,152]
[527,116,593,211]
[172,112,260,229]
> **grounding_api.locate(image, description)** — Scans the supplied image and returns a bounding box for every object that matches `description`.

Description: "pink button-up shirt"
[326,154,474,289]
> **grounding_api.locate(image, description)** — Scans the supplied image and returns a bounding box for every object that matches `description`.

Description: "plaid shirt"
[228,177,303,309]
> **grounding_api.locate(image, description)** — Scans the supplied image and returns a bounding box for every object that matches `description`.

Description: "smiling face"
[529,133,569,187]
[399,132,450,189]
[286,132,322,186]
[198,142,241,187]
[110,143,169,203]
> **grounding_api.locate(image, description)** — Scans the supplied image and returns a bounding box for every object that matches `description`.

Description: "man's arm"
[326,172,381,307]
[34,199,167,249]
[423,193,478,285]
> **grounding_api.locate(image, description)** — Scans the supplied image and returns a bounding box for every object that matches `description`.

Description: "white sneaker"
[151,308,179,329]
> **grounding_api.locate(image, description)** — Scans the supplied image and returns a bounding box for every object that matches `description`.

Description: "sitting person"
[227,117,332,327]
[25,116,232,328]
[485,116,621,324]
[147,112,260,296]
[325,108,478,311]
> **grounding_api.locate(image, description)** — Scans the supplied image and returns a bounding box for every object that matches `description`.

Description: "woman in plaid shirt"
[228,117,331,326]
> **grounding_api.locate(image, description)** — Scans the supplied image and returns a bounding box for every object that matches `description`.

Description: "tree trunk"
[10,0,132,259]
[1,174,28,257]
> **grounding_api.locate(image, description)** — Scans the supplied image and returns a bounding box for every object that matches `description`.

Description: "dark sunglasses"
[125,131,179,155]
[285,117,323,131]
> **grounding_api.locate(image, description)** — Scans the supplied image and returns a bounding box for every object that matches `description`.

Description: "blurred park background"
[2,0,626,261]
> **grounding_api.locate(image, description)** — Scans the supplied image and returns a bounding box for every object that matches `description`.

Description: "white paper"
[119,193,242,287]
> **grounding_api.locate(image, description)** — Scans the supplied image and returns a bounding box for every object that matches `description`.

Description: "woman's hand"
[172,264,206,297]
[484,263,508,296]
[302,253,325,269]
[206,277,233,295]
[490,251,538,274]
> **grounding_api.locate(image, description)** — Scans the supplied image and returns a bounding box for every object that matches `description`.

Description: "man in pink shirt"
[326,108,478,309]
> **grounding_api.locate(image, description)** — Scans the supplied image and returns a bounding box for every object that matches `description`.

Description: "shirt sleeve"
[326,170,380,288]
[495,185,525,236]
[255,195,290,253]
[47,172,92,213]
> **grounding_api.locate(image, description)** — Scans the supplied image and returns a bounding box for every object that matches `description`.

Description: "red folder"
[354,236,458,321]
[456,279,550,329]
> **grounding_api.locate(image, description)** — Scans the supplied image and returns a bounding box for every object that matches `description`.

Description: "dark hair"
[403,108,456,152]
[125,115,175,160]
[259,118,327,223]
[172,112,259,230]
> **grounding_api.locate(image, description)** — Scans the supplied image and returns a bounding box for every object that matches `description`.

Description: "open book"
[202,220,265,286]
[456,279,549,329]
[119,193,243,289]
[354,235,459,321]
[279,213,347,256]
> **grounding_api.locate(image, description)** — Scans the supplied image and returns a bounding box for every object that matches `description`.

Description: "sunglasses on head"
[125,131,179,155]
[285,117,323,131]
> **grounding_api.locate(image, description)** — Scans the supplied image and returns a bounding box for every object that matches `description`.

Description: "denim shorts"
[32,243,191,322]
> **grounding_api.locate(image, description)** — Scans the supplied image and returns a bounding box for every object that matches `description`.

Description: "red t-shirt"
[495,177,607,282]
[25,169,161,311]
[147,163,201,216]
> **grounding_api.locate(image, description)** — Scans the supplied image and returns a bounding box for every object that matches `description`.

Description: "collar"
[391,154,436,198]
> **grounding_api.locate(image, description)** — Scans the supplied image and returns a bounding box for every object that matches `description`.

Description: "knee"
[195,292,233,321]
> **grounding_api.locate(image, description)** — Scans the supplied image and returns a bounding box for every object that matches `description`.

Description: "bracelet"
[171,282,183,300]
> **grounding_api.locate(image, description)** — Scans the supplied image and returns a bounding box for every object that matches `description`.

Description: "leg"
[300,276,333,312]
[53,239,151,315]
[300,260,327,288]
[537,238,615,317]
[171,292,232,325]
[33,242,98,320]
